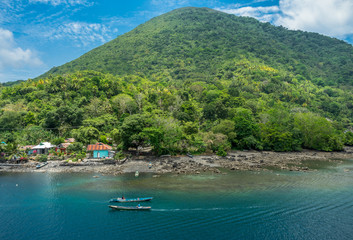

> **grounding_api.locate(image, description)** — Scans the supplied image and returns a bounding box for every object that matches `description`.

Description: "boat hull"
[36,162,48,169]
[109,197,153,203]
[109,205,151,211]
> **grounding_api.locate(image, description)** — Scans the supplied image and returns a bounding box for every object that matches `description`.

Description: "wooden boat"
[109,205,151,211]
[109,197,153,203]
[36,162,48,169]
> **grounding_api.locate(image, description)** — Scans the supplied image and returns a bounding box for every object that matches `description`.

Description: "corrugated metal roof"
[58,143,71,148]
[33,142,56,149]
[19,145,35,150]
[87,143,112,151]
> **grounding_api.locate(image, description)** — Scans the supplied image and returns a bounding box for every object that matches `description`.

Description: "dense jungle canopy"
[2,7,353,155]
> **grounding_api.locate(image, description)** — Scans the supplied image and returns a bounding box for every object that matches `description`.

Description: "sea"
[1,159,353,240]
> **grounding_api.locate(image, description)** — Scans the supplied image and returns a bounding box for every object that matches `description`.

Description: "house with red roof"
[55,138,76,154]
[86,143,113,159]
[56,143,71,154]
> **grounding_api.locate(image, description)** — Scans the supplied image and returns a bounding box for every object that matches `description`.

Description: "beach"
[1,147,352,174]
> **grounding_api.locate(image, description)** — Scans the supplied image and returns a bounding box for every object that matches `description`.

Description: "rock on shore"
[1,147,353,175]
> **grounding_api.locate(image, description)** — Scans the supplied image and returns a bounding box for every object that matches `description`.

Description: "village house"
[55,138,75,154]
[19,145,36,155]
[32,142,56,155]
[65,138,75,143]
[86,143,114,159]
[56,143,71,154]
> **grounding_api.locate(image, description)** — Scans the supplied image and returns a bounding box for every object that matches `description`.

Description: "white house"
[32,142,56,154]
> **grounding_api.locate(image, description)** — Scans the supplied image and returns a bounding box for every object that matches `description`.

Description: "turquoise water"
[1,160,353,240]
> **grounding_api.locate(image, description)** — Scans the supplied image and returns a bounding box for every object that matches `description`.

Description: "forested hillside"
[41,7,353,87]
[1,7,353,155]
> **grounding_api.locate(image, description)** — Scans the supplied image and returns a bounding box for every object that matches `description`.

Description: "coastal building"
[55,138,75,154]
[32,142,56,155]
[56,143,71,154]
[19,145,36,155]
[86,143,113,159]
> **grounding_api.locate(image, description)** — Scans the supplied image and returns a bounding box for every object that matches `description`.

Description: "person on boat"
[122,195,125,200]
[137,204,141,208]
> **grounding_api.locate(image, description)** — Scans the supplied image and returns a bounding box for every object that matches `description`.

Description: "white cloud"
[43,22,118,46]
[29,0,93,7]
[217,6,280,22]
[216,0,353,40]
[0,1,24,24]
[150,0,190,7]
[0,28,42,69]
[275,0,353,37]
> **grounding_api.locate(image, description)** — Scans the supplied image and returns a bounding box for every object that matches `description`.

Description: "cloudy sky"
[1,0,353,82]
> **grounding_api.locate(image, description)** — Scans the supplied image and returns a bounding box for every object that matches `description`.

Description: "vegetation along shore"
[1,148,353,175]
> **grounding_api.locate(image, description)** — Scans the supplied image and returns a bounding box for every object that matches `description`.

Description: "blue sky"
[1,0,353,82]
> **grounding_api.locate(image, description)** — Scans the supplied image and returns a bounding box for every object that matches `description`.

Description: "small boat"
[36,162,48,169]
[109,205,151,211]
[135,170,139,177]
[109,197,153,203]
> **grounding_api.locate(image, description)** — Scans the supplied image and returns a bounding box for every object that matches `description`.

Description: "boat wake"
[152,207,235,212]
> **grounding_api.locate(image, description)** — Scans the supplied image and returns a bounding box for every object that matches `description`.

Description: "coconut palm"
[5,142,19,162]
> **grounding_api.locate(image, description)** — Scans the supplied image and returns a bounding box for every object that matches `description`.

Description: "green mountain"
[41,7,353,87]
[0,80,25,87]
[2,7,353,156]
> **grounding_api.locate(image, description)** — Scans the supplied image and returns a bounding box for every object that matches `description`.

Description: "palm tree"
[5,142,19,162]
[0,143,6,162]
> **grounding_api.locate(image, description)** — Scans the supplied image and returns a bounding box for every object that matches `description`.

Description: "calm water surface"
[1,160,353,240]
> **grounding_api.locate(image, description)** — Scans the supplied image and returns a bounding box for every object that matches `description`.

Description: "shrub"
[201,132,230,154]
[67,142,85,154]
[36,154,48,162]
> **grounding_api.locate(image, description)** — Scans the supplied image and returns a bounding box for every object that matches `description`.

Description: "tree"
[233,108,260,149]
[18,126,55,145]
[0,110,26,131]
[5,142,19,161]
[294,112,343,151]
[85,97,112,118]
[83,114,117,132]
[142,117,183,155]
[42,104,83,130]
[111,94,137,116]
[201,132,230,156]
[120,114,149,150]
[52,137,65,145]
[203,100,228,120]
[182,122,199,135]
[173,101,199,122]
[67,142,85,154]
[142,127,164,155]
[110,128,121,145]
[259,107,302,151]
[344,131,353,146]
[212,120,237,144]
[71,126,100,144]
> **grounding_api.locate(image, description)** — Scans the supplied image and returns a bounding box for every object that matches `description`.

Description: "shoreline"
[1,148,353,175]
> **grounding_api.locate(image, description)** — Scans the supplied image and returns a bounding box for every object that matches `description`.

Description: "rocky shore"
[1,147,353,175]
